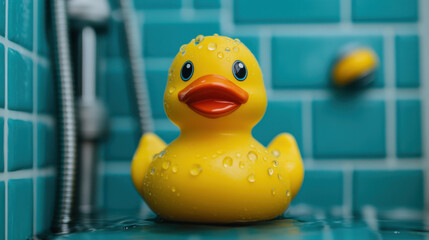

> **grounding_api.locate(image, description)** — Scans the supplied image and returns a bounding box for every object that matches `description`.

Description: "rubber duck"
[131,34,304,223]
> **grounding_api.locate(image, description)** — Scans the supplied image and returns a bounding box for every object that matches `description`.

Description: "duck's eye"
[232,60,247,81]
[181,61,194,81]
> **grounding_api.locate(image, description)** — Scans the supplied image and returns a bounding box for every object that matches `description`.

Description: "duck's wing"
[267,133,304,199]
[131,133,166,196]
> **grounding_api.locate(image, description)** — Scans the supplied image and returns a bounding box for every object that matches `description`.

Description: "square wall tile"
[234,0,340,24]
[37,0,49,56]
[233,36,259,60]
[352,0,418,22]
[0,43,4,107]
[7,48,33,112]
[133,0,181,9]
[396,99,422,158]
[8,119,33,171]
[0,181,4,240]
[195,0,220,9]
[292,170,343,208]
[353,170,423,211]
[0,0,4,36]
[105,124,140,161]
[37,122,56,168]
[147,70,168,119]
[8,0,34,50]
[253,100,303,150]
[396,35,420,88]
[104,173,142,210]
[0,118,3,172]
[36,176,55,233]
[37,64,55,114]
[104,60,136,117]
[272,35,384,89]
[8,178,33,240]
[313,98,386,159]
[144,22,220,57]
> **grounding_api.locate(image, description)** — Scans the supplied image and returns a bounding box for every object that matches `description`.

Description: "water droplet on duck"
[236,153,241,158]
[214,33,219,36]
[233,46,239,52]
[217,52,224,58]
[267,168,274,176]
[190,164,202,176]
[159,150,166,158]
[278,174,283,180]
[272,188,276,196]
[239,161,245,168]
[250,144,255,148]
[150,168,155,175]
[198,44,203,49]
[212,154,217,158]
[225,47,230,52]
[226,57,231,62]
[286,190,291,198]
[168,87,176,94]
[162,160,170,170]
[234,38,241,43]
[208,43,217,50]
[171,186,176,192]
[273,160,279,167]
[272,149,280,158]
[247,174,255,183]
[181,50,186,56]
[223,157,233,167]
[152,154,158,160]
[248,151,258,161]
[180,44,186,51]
[172,165,178,173]
[195,35,204,44]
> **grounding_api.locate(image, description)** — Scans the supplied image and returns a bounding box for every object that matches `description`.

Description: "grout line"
[384,28,397,168]
[342,165,353,217]
[340,0,352,26]
[0,36,49,66]
[0,108,55,126]
[259,29,272,94]
[4,0,8,238]
[418,0,429,217]
[180,0,195,21]
[219,0,234,35]
[0,168,56,182]
[32,0,38,235]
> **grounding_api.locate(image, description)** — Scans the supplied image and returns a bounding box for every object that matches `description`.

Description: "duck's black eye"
[181,61,193,81]
[232,60,247,81]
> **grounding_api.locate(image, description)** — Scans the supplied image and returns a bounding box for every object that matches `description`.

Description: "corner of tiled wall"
[0,0,57,239]
[99,0,427,221]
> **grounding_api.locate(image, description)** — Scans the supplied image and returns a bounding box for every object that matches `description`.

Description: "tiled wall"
[0,0,57,239]
[99,0,428,218]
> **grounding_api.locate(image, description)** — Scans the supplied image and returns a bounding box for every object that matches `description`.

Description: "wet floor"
[34,212,429,240]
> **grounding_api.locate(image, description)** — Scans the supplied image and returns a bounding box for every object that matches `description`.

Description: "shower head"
[67,0,110,27]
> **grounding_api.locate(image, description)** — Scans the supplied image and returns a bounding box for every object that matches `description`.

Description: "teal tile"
[0,0,4,36]
[396,99,422,158]
[0,118,3,172]
[8,0,33,50]
[105,19,126,58]
[36,176,55,233]
[352,0,418,22]
[292,170,343,208]
[396,35,419,88]
[0,44,4,107]
[154,121,180,144]
[147,70,168,119]
[104,60,135,117]
[313,99,386,159]
[8,178,33,240]
[8,119,33,171]
[233,36,259,60]
[195,0,220,9]
[104,173,142,210]
[272,35,384,89]
[37,0,49,56]
[105,125,140,161]
[0,182,4,240]
[353,170,423,211]
[7,48,33,112]
[133,0,181,9]
[144,22,220,57]
[234,0,340,24]
[37,122,56,167]
[253,100,303,150]
[38,64,55,114]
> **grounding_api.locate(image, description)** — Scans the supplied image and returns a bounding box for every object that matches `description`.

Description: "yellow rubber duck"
[131,34,304,223]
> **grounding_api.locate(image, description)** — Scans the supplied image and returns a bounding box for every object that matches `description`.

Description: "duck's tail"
[267,133,304,199]
[131,133,166,196]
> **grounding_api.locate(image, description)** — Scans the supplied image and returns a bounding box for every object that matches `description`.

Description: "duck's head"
[164,35,267,132]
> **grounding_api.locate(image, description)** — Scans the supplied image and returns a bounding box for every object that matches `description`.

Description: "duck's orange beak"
[178,74,249,119]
